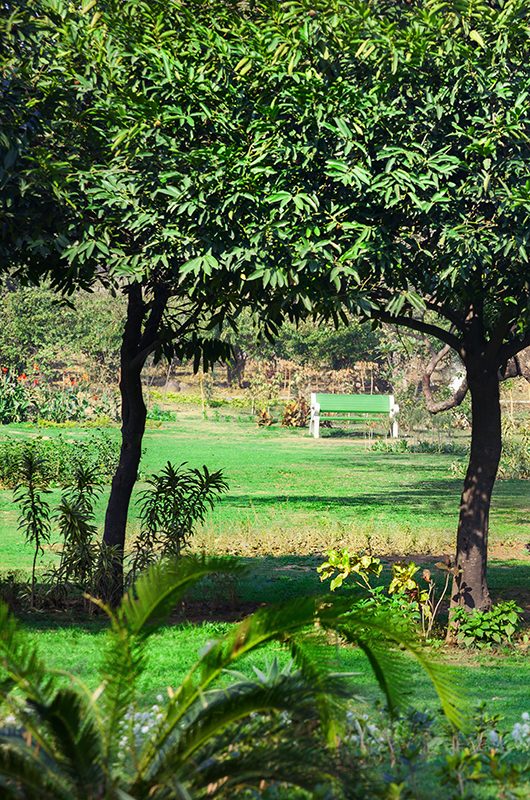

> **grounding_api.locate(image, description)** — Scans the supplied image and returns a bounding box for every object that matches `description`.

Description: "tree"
[5,0,530,615]
[215,0,528,616]
[1,0,338,602]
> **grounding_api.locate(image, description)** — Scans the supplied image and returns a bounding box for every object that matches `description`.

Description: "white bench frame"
[309,392,399,439]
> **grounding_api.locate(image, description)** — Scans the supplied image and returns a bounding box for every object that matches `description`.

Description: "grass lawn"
[1,412,529,733]
[1,413,529,571]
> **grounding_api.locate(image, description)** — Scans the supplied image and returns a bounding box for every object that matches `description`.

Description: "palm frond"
[98,557,244,763]
[0,604,55,704]
[30,687,105,793]
[118,555,243,635]
[0,737,72,800]
[176,715,349,800]
[140,667,342,789]
[320,603,465,729]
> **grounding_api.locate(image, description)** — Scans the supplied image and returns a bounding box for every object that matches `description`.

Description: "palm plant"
[0,557,463,799]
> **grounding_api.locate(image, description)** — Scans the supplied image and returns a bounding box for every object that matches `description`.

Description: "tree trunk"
[449,361,502,619]
[101,287,146,605]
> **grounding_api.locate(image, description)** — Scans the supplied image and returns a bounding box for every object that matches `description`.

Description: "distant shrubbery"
[0,367,119,425]
[0,432,118,488]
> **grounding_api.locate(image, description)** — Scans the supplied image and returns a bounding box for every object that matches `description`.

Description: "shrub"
[146,404,175,421]
[0,369,30,423]
[14,450,52,607]
[0,431,118,488]
[128,462,228,580]
[318,549,452,639]
[282,398,310,427]
[33,384,89,423]
[452,601,523,648]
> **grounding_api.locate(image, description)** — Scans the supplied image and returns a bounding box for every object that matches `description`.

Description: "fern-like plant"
[0,557,464,799]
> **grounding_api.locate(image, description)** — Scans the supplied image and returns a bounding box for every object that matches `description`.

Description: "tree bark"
[102,285,147,606]
[449,360,502,618]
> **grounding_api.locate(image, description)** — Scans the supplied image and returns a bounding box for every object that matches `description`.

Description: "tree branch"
[499,353,530,383]
[500,333,530,361]
[370,309,462,351]
[421,344,468,414]
[423,297,465,330]
[130,301,205,370]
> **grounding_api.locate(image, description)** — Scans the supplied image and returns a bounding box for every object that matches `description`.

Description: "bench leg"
[391,419,399,439]
[313,415,320,439]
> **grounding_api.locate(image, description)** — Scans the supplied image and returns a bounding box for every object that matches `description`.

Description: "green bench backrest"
[314,393,392,413]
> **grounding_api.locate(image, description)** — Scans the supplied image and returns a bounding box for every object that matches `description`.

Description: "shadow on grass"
[15,555,530,631]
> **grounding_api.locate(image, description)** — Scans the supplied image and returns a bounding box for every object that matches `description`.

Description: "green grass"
[1,413,529,571]
[17,615,529,727]
[1,413,529,734]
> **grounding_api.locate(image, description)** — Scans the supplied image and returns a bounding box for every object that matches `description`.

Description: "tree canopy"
[3,0,530,606]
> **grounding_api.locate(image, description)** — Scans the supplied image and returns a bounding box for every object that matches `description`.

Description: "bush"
[451,420,530,481]
[370,439,468,455]
[0,369,31,423]
[129,462,228,580]
[146,404,175,422]
[281,398,310,427]
[452,601,523,648]
[0,431,118,488]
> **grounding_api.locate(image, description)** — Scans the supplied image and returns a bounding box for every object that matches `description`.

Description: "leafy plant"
[14,449,51,607]
[0,557,462,799]
[452,601,523,649]
[0,432,118,488]
[129,462,228,580]
[318,549,383,592]
[146,404,175,422]
[256,407,274,427]
[0,369,30,424]
[53,464,103,601]
[34,384,89,423]
[281,398,310,428]
[318,551,452,639]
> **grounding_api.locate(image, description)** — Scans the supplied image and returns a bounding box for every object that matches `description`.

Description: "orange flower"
[18,373,27,381]
[1,367,7,374]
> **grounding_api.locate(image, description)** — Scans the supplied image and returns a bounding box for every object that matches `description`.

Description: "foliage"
[146,404,175,422]
[0,557,462,798]
[33,384,89,423]
[0,285,125,381]
[318,549,383,593]
[281,398,310,428]
[13,449,51,607]
[452,601,523,649]
[0,369,30,424]
[256,408,274,427]
[0,432,118,488]
[451,419,530,481]
[129,463,228,580]
[51,463,103,598]
[498,417,530,480]
[318,549,453,639]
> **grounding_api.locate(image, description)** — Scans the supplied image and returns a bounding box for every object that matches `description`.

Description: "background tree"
[1,0,340,601]
[0,284,124,380]
[217,0,529,616]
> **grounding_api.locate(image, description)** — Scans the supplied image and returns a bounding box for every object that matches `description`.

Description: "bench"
[309,392,399,439]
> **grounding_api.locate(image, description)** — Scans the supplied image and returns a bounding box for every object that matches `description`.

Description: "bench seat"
[309,392,399,439]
